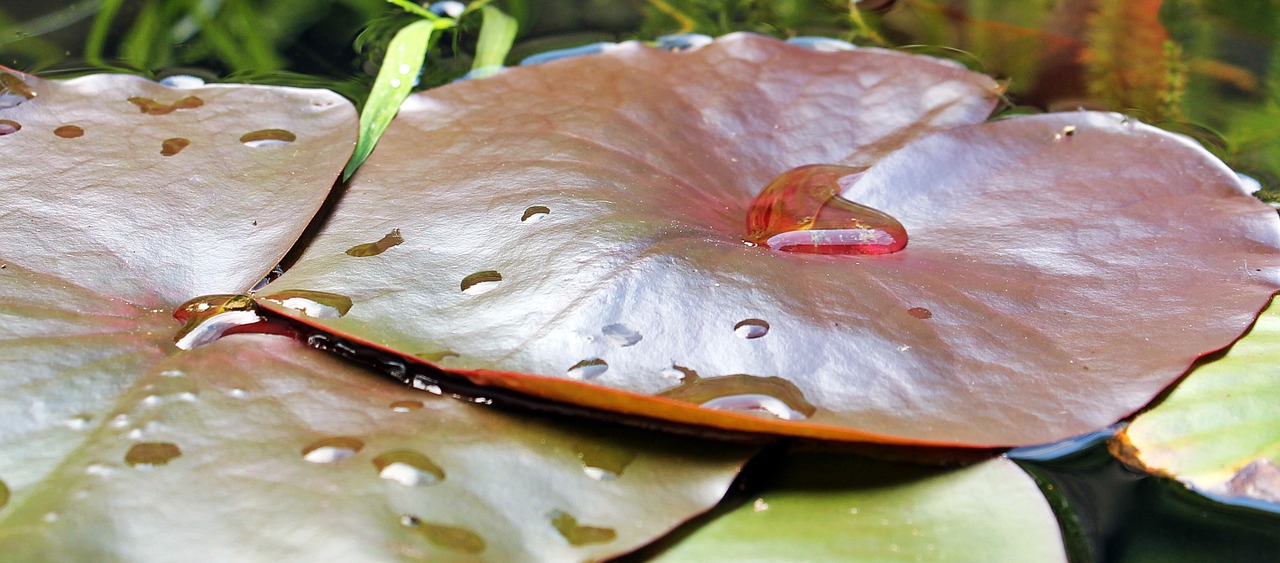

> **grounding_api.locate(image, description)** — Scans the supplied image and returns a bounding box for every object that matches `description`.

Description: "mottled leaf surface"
[652,453,1067,562]
[1115,298,1280,505]
[0,335,751,561]
[266,34,1280,446]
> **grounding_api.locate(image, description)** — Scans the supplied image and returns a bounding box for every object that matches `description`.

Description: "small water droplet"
[1062,125,1077,137]
[398,63,412,75]
[659,373,816,421]
[574,441,636,481]
[521,205,551,222]
[601,324,642,347]
[661,365,697,382]
[401,515,487,554]
[656,33,714,51]
[124,442,182,468]
[416,350,459,362]
[746,164,907,255]
[373,450,446,486]
[302,437,363,463]
[391,400,424,412]
[128,95,204,115]
[850,507,859,515]
[460,270,503,295]
[160,137,190,156]
[109,414,130,428]
[0,119,20,135]
[42,512,58,523]
[54,125,84,138]
[752,498,769,512]
[907,307,932,319]
[258,289,352,319]
[548,510,617,546]
[64,414,92,430]
[567,358,608,380]
[734,319,770,339]
[389,78,402,88]
[382,359,407,378]
[345,228,404,257]
[172,294,261,350]
[229,388,246,398]
[239,128,296,147]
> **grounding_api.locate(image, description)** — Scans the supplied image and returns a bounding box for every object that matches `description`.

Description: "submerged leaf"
[269,34,1280,446]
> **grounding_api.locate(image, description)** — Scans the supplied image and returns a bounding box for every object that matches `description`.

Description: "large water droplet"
[401,515,486,554]
[567,358,608,380]
[601,323,642,347]
[1,72,36,101]
[734,318,770,339]
[460,270,502,295]
[302,437,363,463]
[0,119,21,135]
[346,228,404,257]
[160,137,190,156]
[54,125,84,138]
[258,289,352,319]
[124,442,182,468]
[548,510,617,546]
[390,400,423,412]
[907,307,932,319]
[746,164,907,255]
[240,128,296,147]
[659,373,817,421]
[127,95,204,115]
[373,450,446,486]
[521,205,550,223]
[573,441,636,481]
[172,294,262,350]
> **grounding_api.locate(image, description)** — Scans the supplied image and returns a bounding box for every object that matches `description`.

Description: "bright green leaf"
[469,5,517,78]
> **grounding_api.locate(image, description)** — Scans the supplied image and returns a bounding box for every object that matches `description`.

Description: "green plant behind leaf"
[469,5,518,78]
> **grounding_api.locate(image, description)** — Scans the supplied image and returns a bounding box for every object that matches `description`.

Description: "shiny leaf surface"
[266,34,1280,446]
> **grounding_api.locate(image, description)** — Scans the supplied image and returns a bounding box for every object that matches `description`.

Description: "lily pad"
[650,453,1067,561]
[1114,298,1280,506]
[264,34,1280,446]
[0,334,751,561]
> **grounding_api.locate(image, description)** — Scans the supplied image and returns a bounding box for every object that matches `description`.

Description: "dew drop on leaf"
[239,128,296,147]
[0,119,20,135]
[659,373,817,421]
[390,400,423,412]
[573,441,636,481]
[0,72,35,100]
[172,294,262,350]
[746,164,907,255]
[345,228,404,257]
[160,137,190,156]
[460,270,502,295]
[124,442,182,468]
[301,437,363,463]
[521,205,550,222]
[258,289,352,319]
[54,125,83,138]
[908,307,933,319]
[601,323,642,347]
[372,450,446,486]
[400,515,487,554]
[127,95,204,115]
[566,358,608,380]
[548,510,617,546]
[733,318,770,339]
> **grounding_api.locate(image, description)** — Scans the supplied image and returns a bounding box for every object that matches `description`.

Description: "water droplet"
[567,358,608,380]
[411,379,443,395]
[172,294,261,350]
[548,510,617,546]
[160,137,190,156]
[460,270,502,295]
[1062,125,1077,137]
[389,78,402,88]
[64,414,92,430]
[54,125,84,138]
[746,164,907,255]
[398,63,412,75]
[158,75,205,88]
[0,72,34,99]
[239,128,296,147]
[0,119,20,135]
[521,205,551,222]
[382,359,407,378]
[752,498,770,512]
[127,95,204,115]
[907,307,932,319]
[373,450,446,486]
[520,42,617,66]
[661,365,697,382]
[401,515,487,554]
[302,437,363,463]
[391,400,423,412]
[109,414,131,428]
[601,324,642,347]
[416,350,459,362]
[659,373,817,421]
[785,36,857,51]
[345,228,404,257]
[124,442,182,468]
[42,512,58,523]
[734,318,770,339]
[656,33,714,51]
[258,289,352,319]
[574,441,636,481]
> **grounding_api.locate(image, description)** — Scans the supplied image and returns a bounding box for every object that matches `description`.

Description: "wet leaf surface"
[1115,298,1280,506]
[266,34,1280,446]
[0,335,752,561]
[650,452,1067,561]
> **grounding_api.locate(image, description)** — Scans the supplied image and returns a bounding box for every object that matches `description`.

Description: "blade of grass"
[468,4,517,78]
[386,0,443,21]
[85,0,127,65]
[343,18,450,180]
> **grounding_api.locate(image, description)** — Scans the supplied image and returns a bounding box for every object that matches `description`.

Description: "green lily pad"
[1114,298,1280,505]
[651,452,1067,561]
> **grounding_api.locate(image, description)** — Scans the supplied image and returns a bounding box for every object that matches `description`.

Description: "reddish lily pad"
[0,334,751,561]
[265,34,1280,447]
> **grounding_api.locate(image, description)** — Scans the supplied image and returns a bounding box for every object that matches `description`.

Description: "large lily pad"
[0,334,751,561]
[265,34,1280,446]
[1114,298,1280,505]
[651,453,1067,561]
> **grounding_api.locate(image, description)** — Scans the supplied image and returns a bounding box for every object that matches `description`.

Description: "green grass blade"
[385,0,442,21]
[469,4,517,78]
[85,0,127,64]
[343,18,439,180]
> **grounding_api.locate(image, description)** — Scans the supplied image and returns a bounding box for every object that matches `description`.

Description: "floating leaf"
[651,453,1067,561]
[265,34,1280,446]
[1114,298,1280,506]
